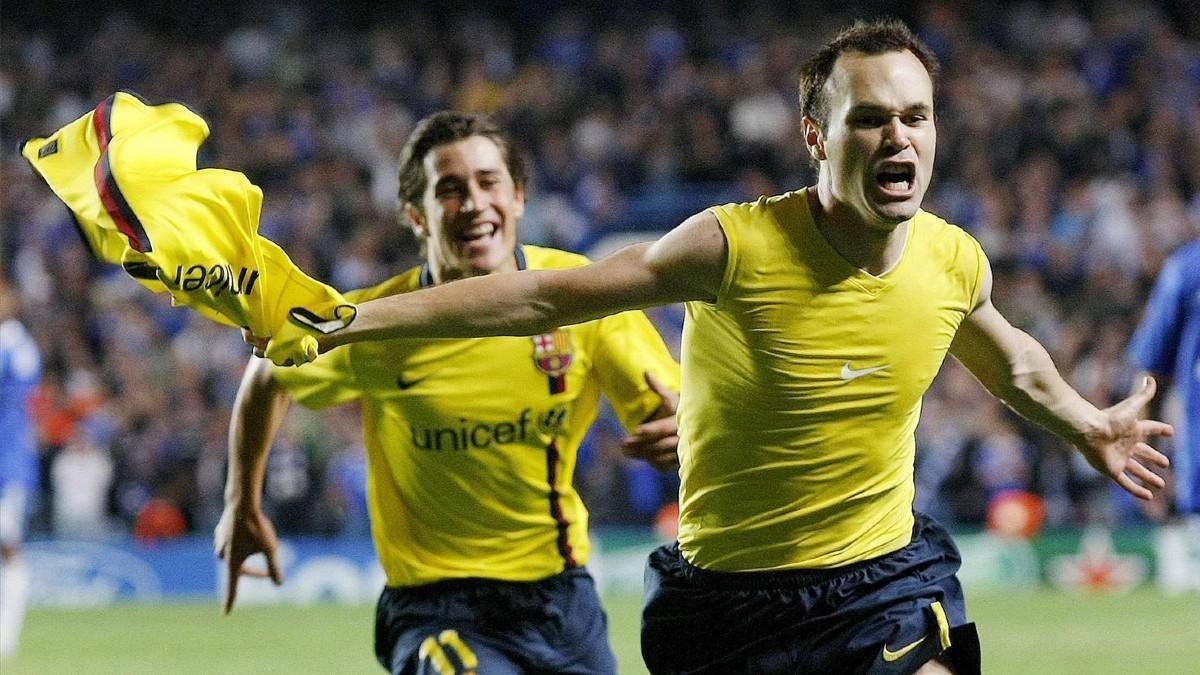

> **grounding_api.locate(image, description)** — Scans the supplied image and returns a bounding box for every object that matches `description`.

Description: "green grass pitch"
[4,589,1196,673]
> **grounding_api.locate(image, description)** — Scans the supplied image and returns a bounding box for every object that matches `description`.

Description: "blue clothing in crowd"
[0,318,42,488]
[1130,240,1200,514]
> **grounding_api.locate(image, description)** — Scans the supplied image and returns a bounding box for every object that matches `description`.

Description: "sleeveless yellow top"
[677,189,985,570]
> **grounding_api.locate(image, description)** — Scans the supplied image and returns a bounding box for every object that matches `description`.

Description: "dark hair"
[798,18,940,129]
[396,111,527,216]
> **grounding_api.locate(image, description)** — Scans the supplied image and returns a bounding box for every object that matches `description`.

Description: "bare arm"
[213,355,290,612]
[266,211,728,364]
[949,263,1172,500]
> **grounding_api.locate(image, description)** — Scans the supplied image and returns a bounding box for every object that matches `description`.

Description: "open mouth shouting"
[873,161,917,199]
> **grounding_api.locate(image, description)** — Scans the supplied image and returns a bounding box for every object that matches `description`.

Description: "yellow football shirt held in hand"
[20,90,355,348]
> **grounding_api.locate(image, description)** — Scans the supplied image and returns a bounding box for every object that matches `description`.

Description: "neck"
[427,253,518,285]
[809,184,909,276]
[429,264,460,285]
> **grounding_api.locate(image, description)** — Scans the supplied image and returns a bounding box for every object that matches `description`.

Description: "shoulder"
[344,266,424,303]
[1166,240,1200,276]
[912,210,989,304]
[709,189,805,226]
[1175,239,1200,257]
[0,319,41,381]
[706,189,808,262]
[0,319,37,353]
[520,244,591,270]
[1153,239,1200,299]
[913,210,984,257]
[913,209,974,240]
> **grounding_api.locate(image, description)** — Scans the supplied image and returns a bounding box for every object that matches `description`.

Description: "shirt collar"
[419,247,526,288]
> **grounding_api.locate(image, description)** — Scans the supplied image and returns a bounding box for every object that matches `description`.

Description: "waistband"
[384,566,591,598]
[674,513,936,590]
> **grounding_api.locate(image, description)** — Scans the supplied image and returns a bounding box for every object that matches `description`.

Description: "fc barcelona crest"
[532,329,572,394]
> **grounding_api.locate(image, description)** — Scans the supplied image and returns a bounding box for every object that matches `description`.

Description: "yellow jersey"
[20,90,353,341]
[274,245,681,586]
[677,189,985,571]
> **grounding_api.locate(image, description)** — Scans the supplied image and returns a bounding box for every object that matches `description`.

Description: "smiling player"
[215,111,681,675]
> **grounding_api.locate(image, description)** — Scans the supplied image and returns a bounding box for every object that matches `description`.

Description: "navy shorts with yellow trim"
[375,567,616,675]
[641,512,979,675]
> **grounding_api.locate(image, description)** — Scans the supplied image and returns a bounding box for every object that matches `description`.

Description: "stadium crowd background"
[1,0,1198,543]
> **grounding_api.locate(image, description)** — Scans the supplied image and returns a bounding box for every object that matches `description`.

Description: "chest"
[349,328,595,413]
[730,269,970,395]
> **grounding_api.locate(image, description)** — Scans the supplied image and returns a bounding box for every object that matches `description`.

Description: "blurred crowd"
[1,0,1198,542]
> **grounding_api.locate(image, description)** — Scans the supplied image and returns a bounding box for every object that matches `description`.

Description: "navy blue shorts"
[641,513,980,675]
[374,567,616,675]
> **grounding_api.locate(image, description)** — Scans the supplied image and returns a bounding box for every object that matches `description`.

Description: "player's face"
[411,135,525,280]
[810,49,936,229]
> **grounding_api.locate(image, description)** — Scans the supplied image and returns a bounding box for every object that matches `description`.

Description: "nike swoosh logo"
[396,376,425,391]
[288,305,357,335]
[305,318,349,333]
[881,636,926,662]
[840,362,887,381]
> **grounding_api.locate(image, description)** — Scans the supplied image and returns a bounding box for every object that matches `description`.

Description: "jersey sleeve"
[706,204,743,310]
[967,235,988,311]
[1130,254,1186,376]
[589,309,682,433]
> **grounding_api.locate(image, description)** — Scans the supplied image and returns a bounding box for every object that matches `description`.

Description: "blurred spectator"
[3,0,1198,536]
[50,426,114,537]
[132,497,188,545]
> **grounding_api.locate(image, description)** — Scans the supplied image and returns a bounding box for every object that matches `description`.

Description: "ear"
[404,204,428,238]
[803,116,827,161]
[511,183,527,220]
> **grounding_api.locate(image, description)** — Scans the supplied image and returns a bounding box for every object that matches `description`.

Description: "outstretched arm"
[949,263,1172,500]
[213,354,289,613]
[266,211,728,365]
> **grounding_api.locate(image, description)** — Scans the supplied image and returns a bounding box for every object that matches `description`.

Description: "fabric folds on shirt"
[20,90,354,340]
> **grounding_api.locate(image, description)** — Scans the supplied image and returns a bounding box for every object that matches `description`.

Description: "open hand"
[622,371,681,471]
[213,505,284,614]
[1077,376,1173,501]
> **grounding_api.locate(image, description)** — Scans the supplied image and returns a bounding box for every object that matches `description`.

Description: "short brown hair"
[397,111,527,216]
[799,18,940,129]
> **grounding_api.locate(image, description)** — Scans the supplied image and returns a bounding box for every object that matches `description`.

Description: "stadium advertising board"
[22,528,1186,607]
